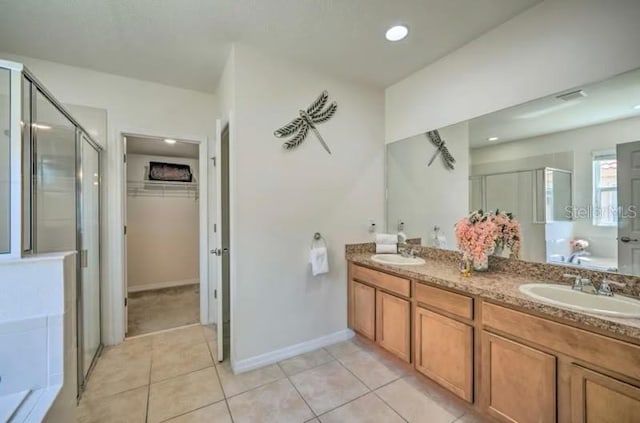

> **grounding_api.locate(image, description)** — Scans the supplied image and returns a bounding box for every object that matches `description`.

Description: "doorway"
[123,135,203,336]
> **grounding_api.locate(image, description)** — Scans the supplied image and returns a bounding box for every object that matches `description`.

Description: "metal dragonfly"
[274,90,337,155]
[426,130,455,170]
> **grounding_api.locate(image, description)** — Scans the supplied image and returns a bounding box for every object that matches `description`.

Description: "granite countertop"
[347,252,640,343]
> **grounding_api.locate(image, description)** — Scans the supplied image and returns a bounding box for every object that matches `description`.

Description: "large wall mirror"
[387,68,640,276]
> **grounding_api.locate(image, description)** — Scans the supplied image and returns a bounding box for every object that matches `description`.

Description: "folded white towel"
[375,233,399,245]
[376,244,398,254]
[309,247,329,276]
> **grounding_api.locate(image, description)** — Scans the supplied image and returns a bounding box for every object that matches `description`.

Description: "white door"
[215,120,224,362]
[617,141,640,274]
[122,136,129,334]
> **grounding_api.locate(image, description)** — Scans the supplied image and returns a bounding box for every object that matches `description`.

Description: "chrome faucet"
[564,274,596,294]
[564,274,626,296]
[596,279,626,297]
[399,246,418,258]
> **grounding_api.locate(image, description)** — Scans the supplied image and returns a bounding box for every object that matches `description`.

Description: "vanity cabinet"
[376,291,411,361]
[347,260,640,423]
[570,365,640,423]
[351,281,376,341]
[480,331,557,423]
[414,306,473,402]
[348,264,411,362]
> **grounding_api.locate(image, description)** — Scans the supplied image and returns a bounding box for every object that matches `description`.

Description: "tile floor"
[127,284,200,336]
[78,324,489,423]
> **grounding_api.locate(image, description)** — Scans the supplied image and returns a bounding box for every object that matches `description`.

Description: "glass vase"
[473,258,489,271]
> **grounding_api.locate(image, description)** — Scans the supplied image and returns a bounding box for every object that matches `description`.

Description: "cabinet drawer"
[483,302,640,381]
[351,265,410,297]
[415,283,473,320]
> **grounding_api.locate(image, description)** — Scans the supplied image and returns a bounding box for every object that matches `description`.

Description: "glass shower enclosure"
[0,59,103,396]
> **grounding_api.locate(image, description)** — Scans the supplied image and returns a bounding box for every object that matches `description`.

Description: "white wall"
[0,52,217,344]
[126,154,199,290]
[228,44,385,366]
[387,121,470,248]
[386,0,640,143]
[472,116,640,258]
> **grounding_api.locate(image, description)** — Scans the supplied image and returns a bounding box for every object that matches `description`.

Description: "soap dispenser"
[397,220,407,244]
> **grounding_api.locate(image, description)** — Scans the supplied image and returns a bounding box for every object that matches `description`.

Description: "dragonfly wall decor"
[274,90,337,155]
[426,130,456,170]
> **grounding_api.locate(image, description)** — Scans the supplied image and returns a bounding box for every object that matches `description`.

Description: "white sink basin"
[519,283,640,319]
[371,254,426,266]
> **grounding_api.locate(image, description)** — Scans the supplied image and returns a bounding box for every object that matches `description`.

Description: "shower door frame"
[76,129,104,396]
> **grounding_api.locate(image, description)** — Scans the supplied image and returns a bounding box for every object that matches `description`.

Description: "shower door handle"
[79,250,88,268]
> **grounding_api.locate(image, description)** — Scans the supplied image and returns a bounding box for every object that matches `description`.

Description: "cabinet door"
[376,291,410,362]
[415,307,473,402]
[351,281,375,340]
[481,331,556,423]
[570,365,640,423]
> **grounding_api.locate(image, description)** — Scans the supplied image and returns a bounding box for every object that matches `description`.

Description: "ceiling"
[0,0,540,92]
[126,135,199,159]
[469,68,640,148]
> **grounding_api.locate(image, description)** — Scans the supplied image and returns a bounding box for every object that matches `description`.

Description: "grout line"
[156,398,228,423]
[282,349,336,378]
[314,389,372,419]
[279,361,318,419]
[372,390,409,423]
[145,350,153,423]
[211,362,236,423]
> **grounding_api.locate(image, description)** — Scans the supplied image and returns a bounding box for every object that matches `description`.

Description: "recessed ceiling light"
[385,25,408,42]
[487,136,499,141]
[633,104,640,110]
[164,138,177,145]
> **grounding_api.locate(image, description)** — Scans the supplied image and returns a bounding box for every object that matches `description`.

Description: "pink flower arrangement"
[455,210,498,267]
[492,210,522,259]
[455,210,522,268]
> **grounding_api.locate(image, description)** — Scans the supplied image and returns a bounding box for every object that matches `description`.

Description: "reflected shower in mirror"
[386,67,640,276]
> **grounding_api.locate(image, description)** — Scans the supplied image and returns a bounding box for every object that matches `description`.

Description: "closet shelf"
[127,180,199,199]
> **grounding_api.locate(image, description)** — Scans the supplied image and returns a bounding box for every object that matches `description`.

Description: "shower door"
[78,133,102,387]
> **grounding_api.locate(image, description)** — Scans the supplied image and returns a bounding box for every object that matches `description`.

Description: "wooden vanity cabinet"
[480,331,557,423]
[348,264,411,362]
[351,281,376,341]
[570,365,640,423]
[414,306,473,402]
[348,261,640,423]
[377,291,411,361]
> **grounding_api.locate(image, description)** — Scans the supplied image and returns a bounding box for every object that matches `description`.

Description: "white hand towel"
[376,244,398,254]
[375,233,399,245]
[309,247,329,276]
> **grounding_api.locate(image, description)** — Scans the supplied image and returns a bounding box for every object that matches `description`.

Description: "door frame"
[111,128,211,342]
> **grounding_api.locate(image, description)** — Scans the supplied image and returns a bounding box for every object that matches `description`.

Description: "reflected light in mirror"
[633,104,640,110]
[164,138,177,144]
[487,136,499,141]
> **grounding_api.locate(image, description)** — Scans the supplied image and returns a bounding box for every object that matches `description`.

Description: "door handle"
[619,236,639,243]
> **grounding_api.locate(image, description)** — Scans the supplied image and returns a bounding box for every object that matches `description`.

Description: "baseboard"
[127,278,199,293]
[232,328,355,374]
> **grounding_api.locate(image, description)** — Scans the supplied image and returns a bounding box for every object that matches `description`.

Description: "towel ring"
[311,232,327,249]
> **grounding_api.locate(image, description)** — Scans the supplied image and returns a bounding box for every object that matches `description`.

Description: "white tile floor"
[78,324,489,423]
